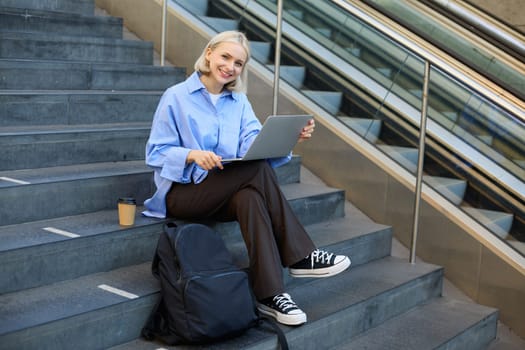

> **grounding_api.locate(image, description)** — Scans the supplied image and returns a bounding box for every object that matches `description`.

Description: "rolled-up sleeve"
[146,90,195,184]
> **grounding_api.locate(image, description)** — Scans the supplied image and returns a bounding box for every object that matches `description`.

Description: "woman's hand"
[187,150,224,170]
[298,119,315,143]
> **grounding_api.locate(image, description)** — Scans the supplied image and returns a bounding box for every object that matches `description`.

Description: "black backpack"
[142,222,280,346]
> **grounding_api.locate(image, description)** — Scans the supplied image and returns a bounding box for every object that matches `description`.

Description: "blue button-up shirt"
[143,71,291,218]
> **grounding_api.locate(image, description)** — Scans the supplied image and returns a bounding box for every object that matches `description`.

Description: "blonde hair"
[194,31,251,93]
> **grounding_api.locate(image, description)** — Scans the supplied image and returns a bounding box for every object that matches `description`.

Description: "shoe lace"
[273,294,298,312]
[311,249,334,264]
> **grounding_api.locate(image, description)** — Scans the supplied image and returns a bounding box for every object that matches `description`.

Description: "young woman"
[143,30,350,326]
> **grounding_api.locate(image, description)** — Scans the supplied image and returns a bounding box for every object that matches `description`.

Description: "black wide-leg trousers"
[165,160,316,300]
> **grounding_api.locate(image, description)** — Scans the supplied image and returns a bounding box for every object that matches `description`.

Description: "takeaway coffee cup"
[118,197,136,226]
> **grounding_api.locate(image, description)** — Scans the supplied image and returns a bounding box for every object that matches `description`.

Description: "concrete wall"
[471,0,525,31]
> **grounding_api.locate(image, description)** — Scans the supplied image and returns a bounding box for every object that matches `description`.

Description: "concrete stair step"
[286,9,305,21]
[462,207,514,239]
[0,257,443,349]
[339,116,382,143]
[0,161,154,225]
[0,90,162,127]
[442,111,460,123]
[202,16,238,32]
[378,145,418,173]
[315,27,332,38]
[176,0,208,16]
[0,200,388,295]
[267,64,306,89]
[302,90,343,115]
[423,175,467,206]
[250,41,272,62]
[477,134,494,145]
[0,123,151,170]
[0,155,300,191]
[409,89,423,99]
[0,31,153,64]
[338,298,498,350]
[0,59,185,90]
[0,262,157,350]
[345,46,362,57]
[0,208,163,294]
[376,67,393,78]
[0,0,94,16]
[0,158,337,225]
[0,6,122,38]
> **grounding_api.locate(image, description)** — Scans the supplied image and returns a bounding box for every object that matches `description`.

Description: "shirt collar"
[187,71,239,101]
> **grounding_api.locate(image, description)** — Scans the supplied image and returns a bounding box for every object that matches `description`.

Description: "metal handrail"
[410,60,431,264]
[160,0,168,66]
[429,0,525,57]
[272,0,283,115]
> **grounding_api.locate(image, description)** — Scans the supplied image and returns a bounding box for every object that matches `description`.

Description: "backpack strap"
[259,317,289,350]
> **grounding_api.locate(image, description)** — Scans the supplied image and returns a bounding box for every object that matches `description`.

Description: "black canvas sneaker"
[257,293,307,326]
[289,249,351,278]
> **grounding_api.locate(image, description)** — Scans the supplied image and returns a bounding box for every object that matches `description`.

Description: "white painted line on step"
[43,227,80,238]
[98,284,139,299]
[0,176,31,185]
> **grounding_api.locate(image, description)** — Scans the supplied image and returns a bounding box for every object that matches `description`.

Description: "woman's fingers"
[188,150,223,170]
[298,119,315,142]
[200,152,222,170]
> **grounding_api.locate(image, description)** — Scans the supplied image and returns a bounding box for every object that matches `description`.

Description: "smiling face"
[201,41,247,94]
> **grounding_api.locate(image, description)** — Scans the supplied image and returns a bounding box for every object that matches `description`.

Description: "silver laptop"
[222,114,312,162]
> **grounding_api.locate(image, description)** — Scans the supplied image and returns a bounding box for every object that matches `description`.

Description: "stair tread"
[0,89,163,95]
[0,189,384,248]
[0,207,159,251]
[0,0,94,16]
[0,5,120,23]
[0,161,334,195]
[340,297,497,350]
[0,122,152,136]
[0,262,156,335]
[0,160,150,188]
[0,256,440,339]
[0,30,150,47]
[0,58,183,72]
[0,180,345,252]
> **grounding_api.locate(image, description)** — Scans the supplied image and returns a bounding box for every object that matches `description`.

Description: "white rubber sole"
[289,256,351,278]
[257,304,307,326]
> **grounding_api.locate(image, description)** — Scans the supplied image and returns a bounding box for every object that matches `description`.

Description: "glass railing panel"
[427,67,525,182]
[255,0,427,152]
[425,65,524,251]
[254,0,524,182]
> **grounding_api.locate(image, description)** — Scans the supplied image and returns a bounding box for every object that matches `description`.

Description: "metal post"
[409,60,431,264]
[272,0,283,115]
[160,0,168,66]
